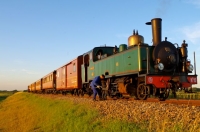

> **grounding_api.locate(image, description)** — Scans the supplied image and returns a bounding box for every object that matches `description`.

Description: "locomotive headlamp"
[187,64,193,72]
[158,63,164,70]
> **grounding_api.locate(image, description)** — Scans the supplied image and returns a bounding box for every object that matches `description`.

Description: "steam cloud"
[155,0,171,17]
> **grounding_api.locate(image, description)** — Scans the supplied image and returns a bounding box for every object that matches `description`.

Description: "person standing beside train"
[90,74,105,101]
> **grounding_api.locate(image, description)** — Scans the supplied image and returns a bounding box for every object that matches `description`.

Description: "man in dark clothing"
[90,74,105,101]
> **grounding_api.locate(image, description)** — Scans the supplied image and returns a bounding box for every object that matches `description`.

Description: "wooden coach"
[56,55,83,94]
[42,71,56,93]
[35,79,42,93]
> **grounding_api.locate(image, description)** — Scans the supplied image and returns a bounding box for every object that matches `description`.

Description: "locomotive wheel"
[81,90,85,96]
[117,93,123,99]
[74,90,78,96]
[172,89,177,98]
[88,92,92,97]
[102,90,108,100]
[79,89,84,97]
[136,84,147,100]
[77,89,81,96]
[76,89,80,96]
[159,89,169,101]
[133,88,139,100]
[71,90,74,96]
[88,88,93,97]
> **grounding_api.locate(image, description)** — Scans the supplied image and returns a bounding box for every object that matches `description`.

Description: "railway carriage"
[56,56,83,95]
[42,71,56,93]
[30,83,36,93]
[28,85,31,92]
[35,79,42,93]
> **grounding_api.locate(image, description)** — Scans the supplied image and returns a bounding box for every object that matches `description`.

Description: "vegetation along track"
[36,93,200,131]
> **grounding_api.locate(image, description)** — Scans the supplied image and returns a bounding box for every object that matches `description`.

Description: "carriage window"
[89,52,93,60]
[57,72,59,77]
[73,63,76,72]
[63,68,65,75]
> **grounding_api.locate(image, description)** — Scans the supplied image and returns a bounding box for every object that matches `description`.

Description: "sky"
[1,0,200,91]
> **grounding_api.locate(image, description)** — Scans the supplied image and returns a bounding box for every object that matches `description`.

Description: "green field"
[169,91,200,100]
[0,91,15,103]
[0,92,144,132]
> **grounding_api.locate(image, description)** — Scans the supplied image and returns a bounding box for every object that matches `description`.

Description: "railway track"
[144,98,200,106]
[108,97,200,106]
[36,93,200,106]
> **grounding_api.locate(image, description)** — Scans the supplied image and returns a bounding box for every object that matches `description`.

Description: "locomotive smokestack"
[146,18,162,46]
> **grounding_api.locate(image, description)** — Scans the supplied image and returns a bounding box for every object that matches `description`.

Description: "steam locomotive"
[28,18,198,101]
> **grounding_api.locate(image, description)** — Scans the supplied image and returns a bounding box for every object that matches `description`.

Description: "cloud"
[185,0,200,8]
[21,69,39,75]
[180,22,200,44]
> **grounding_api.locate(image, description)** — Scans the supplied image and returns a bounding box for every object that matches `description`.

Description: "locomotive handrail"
[194,52,196,75]
[174,43,179,48]
[146,47,149,74]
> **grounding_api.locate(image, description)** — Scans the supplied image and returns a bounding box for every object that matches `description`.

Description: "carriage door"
[84,54,89,82]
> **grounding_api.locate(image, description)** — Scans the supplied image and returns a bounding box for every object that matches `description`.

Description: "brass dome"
[128,30,144,47]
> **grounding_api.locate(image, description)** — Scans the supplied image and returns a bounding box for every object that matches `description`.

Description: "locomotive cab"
[93,47,115,61]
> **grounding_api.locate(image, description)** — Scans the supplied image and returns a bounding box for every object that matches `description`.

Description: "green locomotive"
[81,18,197,101]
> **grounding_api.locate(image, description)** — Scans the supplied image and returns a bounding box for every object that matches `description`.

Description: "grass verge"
[0,92,145,132]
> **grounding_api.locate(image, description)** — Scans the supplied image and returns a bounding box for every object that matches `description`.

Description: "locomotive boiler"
[28,18,198,101]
